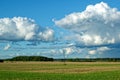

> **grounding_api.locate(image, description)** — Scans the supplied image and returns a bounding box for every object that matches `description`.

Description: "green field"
[0,62,120,80]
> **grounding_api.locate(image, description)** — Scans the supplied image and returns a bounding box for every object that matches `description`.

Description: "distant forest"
[3,56,54,62]
[0,56,120,62]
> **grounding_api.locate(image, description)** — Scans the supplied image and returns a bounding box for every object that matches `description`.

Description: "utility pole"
[63,49,66,65]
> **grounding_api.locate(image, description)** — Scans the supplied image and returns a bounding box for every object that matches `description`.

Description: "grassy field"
[0,62,120,80]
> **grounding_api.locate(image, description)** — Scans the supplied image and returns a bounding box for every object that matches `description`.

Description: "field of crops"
[0,62,120,80]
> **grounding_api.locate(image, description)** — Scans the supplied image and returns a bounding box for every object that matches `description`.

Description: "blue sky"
[0,0,120,59]
[1,0,120,26]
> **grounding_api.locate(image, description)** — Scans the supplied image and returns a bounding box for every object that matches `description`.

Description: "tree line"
[4,56,53,61]
[0,56,120,62]
[55,58,120,62]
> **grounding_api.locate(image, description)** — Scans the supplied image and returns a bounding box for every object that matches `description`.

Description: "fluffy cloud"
[50,46,81,56]
[97,47,110,52]
[63,47,75,55]
[39,28,54,41]
[89,50,96,55]
[0,17,54,41]
[50,47,75,55]
[88,47,110,55]
[4,43,11,50]
[54,2,120,46]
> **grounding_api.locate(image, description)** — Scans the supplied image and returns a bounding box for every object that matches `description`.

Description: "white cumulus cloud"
[4,43,11,50]
[54,2,120,46]
[97,47,110,52]
[89,50,96,55]
[88,47,110,55]
[0,17,54,41]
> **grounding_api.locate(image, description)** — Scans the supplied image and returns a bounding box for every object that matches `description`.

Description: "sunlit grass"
[0,62,120,80]
[0,70,120,80]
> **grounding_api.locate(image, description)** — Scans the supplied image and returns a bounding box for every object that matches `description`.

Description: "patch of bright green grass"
[0,70,120,80]
[0,62,120,80]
